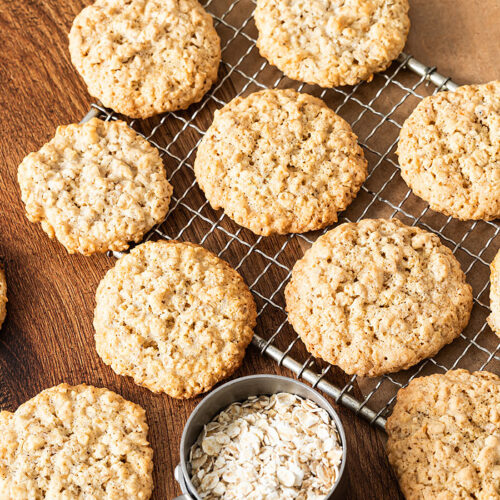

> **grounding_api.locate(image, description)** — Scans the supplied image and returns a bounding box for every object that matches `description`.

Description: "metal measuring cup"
[173,374,348,499]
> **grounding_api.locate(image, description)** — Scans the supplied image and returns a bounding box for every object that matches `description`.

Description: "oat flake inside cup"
[174,375,347,499]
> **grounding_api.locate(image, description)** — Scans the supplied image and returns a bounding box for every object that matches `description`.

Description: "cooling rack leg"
[251,335,388,430]
[397,52,458,91]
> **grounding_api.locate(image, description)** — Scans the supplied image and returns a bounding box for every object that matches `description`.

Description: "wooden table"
[0,1,497,498]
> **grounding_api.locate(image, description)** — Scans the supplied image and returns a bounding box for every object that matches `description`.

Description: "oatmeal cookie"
[488,249,500,337]
[254,0,410,87]
[190,393,343,498]
[397,81,500,220]
[0,384,153,499]
[18,118,172,255]
[69,0,221,118]
[194,89,367,235]
[285,218,473,377]
[94,240,256,398]
[386,369,500,500]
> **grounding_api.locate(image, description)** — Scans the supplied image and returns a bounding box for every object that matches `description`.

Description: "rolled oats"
[189,393,343,499]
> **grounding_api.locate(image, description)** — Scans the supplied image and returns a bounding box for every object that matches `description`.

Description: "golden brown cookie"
[0,384,153,499]
[18,118,172,255]
[386,369,500,500]
[488,249,500,337]
[397,81,500,221]
[94,240,256,398]
[285,219,473,377]
[194,89,367,236]
[254,0,410,87]
[69,0,221,118]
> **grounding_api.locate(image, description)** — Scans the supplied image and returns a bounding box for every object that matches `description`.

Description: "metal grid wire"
[82,0,500,430]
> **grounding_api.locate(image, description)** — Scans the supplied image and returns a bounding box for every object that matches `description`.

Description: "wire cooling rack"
[82,0,499,430]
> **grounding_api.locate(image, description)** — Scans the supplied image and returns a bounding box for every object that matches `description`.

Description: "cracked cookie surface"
[386,369,500,500]
[18,118,172,255]
[397,81,500,221]
[254,0,409,87]
[285,219,473,377]
[194,89,367,236]
[488,249,500,337]
[69,0,221,118]
[94,240,256,398]
[0,384,153,499]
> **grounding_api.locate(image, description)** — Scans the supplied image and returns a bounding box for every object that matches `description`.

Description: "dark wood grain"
[0,0,496,498]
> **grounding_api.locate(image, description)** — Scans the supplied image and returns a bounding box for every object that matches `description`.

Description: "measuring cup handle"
[173,463,194,499]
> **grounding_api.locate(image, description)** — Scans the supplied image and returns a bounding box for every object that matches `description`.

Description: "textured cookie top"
[194,89,367,236]
[285,219,473,377]
[0,384,153,499]
[18,118,172,255]
[386,369,500,500]
[254,0,410,87]
[94,240,256,398]
[0,265,6,329]
[488,249,500,337]
[397,81,500,221]
[69,0,221,118]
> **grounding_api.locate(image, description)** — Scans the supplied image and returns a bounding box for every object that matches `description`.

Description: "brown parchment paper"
[406,0,500,85]
[351,0,500,412]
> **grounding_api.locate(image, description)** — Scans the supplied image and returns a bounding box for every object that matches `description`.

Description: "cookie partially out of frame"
[18,118,172,256]
[285,219,473,377]
[194,89,367,236]
[386,369,500,500]
[0,264,6,330]
[94,240,256,398]
[0,384,153,499]
[254,0,410,87]
[488,249,500,337]
[69,0,221,118]
[397,81,500,221]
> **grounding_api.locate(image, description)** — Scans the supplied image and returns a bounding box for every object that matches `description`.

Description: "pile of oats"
[189,392,343,499]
